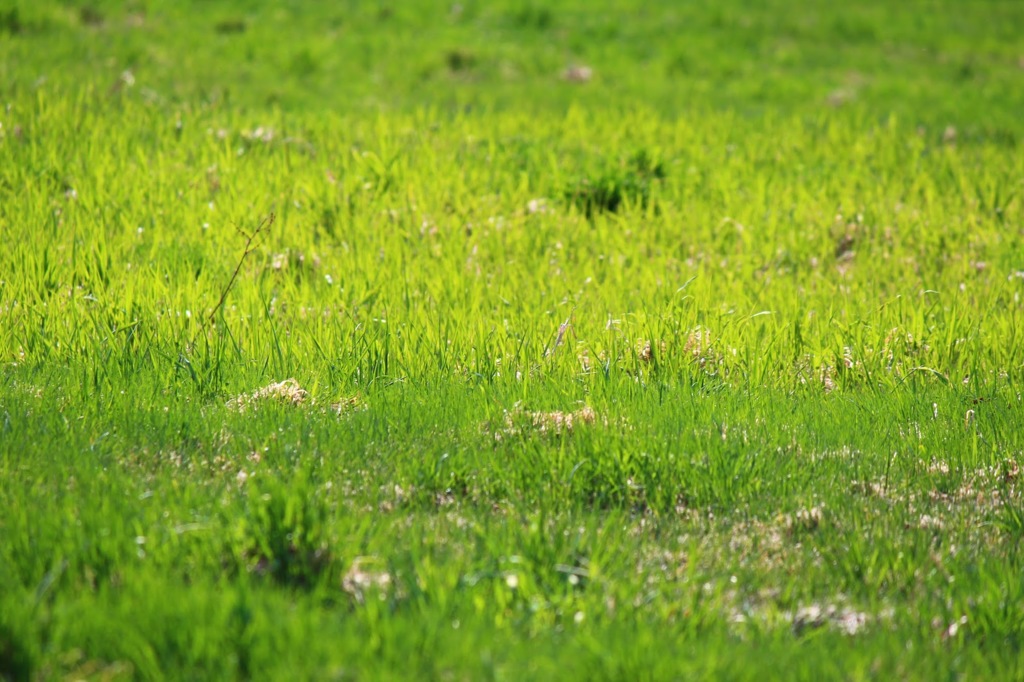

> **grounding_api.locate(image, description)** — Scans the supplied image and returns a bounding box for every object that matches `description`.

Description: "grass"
[2,0,1024,679]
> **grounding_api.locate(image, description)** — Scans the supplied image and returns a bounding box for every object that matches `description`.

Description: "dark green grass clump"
[564,151,667,217]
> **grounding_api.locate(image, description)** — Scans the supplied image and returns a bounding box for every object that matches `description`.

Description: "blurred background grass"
[2,0,1023,135]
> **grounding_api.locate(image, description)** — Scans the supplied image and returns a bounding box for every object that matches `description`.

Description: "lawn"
[1,0,1023,679]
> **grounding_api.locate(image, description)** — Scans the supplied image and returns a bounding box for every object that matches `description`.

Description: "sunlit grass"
[2,0,1024,679]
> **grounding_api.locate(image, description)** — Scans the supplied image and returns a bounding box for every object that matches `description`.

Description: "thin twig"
[544,306,577,357]
[190,212,274,348]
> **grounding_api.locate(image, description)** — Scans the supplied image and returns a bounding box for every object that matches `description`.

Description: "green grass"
[2,0,1024,679]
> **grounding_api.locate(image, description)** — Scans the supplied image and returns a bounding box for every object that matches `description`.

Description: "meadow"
[1,0,1023,679]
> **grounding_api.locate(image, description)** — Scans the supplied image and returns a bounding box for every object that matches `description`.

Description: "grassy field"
[2,0,1024,679]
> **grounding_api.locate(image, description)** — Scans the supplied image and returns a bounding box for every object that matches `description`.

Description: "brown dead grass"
[226,378,309,412]
[490,405,603,440]
[226,379,363,416]
[342,557,394,603]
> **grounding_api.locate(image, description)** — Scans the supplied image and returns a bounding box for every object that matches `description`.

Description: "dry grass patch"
[489,404,605,440]
[342,557,394,603]
[790,602,872,636]
[227,379,309,412]
[226,379,364,416]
